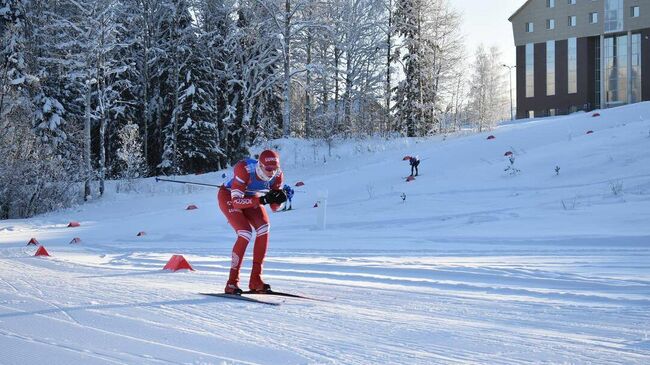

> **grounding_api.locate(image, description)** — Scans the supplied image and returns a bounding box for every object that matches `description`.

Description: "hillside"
[1,103,649,364]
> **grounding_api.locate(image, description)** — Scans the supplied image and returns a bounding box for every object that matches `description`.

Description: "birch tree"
[467,45,508,132]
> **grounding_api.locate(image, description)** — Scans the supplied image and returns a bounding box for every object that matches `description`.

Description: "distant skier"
[218,149,287,294]
[220,172,231,186]
[406,155,420,176]
[282,184,295,210]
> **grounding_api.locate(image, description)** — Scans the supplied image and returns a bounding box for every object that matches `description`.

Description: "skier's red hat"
[259,149,280,171]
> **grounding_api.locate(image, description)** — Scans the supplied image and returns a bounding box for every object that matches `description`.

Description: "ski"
[199,292,280,306]
[241,290,321,301]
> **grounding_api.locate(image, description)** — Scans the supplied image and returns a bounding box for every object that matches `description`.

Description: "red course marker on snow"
[504,151,513,157]
[69,237,81,244]
[186,204,198,210]
[163,255,194,271]
[586,130,594,134]
[487,135,496,140]
[27,238,39,246]
[406,176,416,182]
[35,246,50,257]
[137,231,146,236]
[68,221,80,228]
[295,181,305,187]
[592,113,600,117]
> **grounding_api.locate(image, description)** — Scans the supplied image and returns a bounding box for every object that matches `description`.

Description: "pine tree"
[1,0,31,120]
[93,0,127,195]
[393,0,462,136]
[198,0,234,170]
[0,0,79,218]
[393,0,420,136]
[157,0,195,174]
[175,37,222,173]
[34,0,100,200]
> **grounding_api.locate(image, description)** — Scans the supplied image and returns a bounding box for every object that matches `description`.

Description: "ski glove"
[260,189,287,205]
[271,189,288,204]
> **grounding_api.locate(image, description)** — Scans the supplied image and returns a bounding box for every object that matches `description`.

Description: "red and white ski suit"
[218,159,284,290]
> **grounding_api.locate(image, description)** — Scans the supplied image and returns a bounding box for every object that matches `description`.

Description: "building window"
[568,15,577,27]
[528,111,535,118]
[568,38,577,94]
[547,0,555,8]
[568,0,576,4]
[631,33,641,103]
[604,35,628,106]
[590,12,599,23]
[549,109,556,116]
[546,19,555,30]
[526,22,534,32]
[605,0,624,33]
[547,41,555,96]
[595,39,601,109]
[526,43,534,98]
[631,6,640,17]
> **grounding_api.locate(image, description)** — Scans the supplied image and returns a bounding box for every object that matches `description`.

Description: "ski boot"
[249,276,271,293]
[224,282,243,295]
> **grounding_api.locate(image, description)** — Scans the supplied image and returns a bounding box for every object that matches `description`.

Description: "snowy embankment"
[1,103,650,364]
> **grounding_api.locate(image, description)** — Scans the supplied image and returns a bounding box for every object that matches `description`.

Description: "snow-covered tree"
[339,0,387,136]
[249,0,318,137]
[393,0,463,136]
[1,0,31,121]
[116,121,146,182]
[0,113,80,219]
[467,45,509,132]
[0,0,501,218]
[196,0,234,169]
[32,92,66,148]
[175,51,222,173]
[157,0,195,174]
[93,0,129,195]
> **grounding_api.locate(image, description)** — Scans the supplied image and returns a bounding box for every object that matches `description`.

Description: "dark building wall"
[575,37,593,111]
[516,45,526,119]
[619,27,650,103]
[516,37,596,118]
[556,39,568,98]
[534,42,546,108]
[586,37,598,109]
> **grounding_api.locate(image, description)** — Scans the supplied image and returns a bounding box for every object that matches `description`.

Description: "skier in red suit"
[218,149,287,294]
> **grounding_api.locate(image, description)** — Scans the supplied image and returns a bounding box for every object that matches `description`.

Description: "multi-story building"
[509,0,650,119]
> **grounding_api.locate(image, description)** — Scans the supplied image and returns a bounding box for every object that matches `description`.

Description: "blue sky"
[453,0,523,106]
[453,0,522,64]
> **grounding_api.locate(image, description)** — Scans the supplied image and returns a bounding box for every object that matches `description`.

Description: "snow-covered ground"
[1,103,650,364]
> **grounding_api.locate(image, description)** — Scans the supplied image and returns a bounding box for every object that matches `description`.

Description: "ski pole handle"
[155,177,222,189]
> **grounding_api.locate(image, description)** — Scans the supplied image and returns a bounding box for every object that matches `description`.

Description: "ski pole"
[155,177,222,189]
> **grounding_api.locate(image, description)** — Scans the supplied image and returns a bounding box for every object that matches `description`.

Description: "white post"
[315,190,328,230]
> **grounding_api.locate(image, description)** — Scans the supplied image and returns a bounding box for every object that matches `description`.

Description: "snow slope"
[1,103,650,364]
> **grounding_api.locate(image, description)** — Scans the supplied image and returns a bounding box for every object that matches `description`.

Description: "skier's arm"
[270,171,284,191]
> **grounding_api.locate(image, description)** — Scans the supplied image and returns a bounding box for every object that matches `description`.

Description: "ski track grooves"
[0,301,264,365]
[2,237,649,364]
